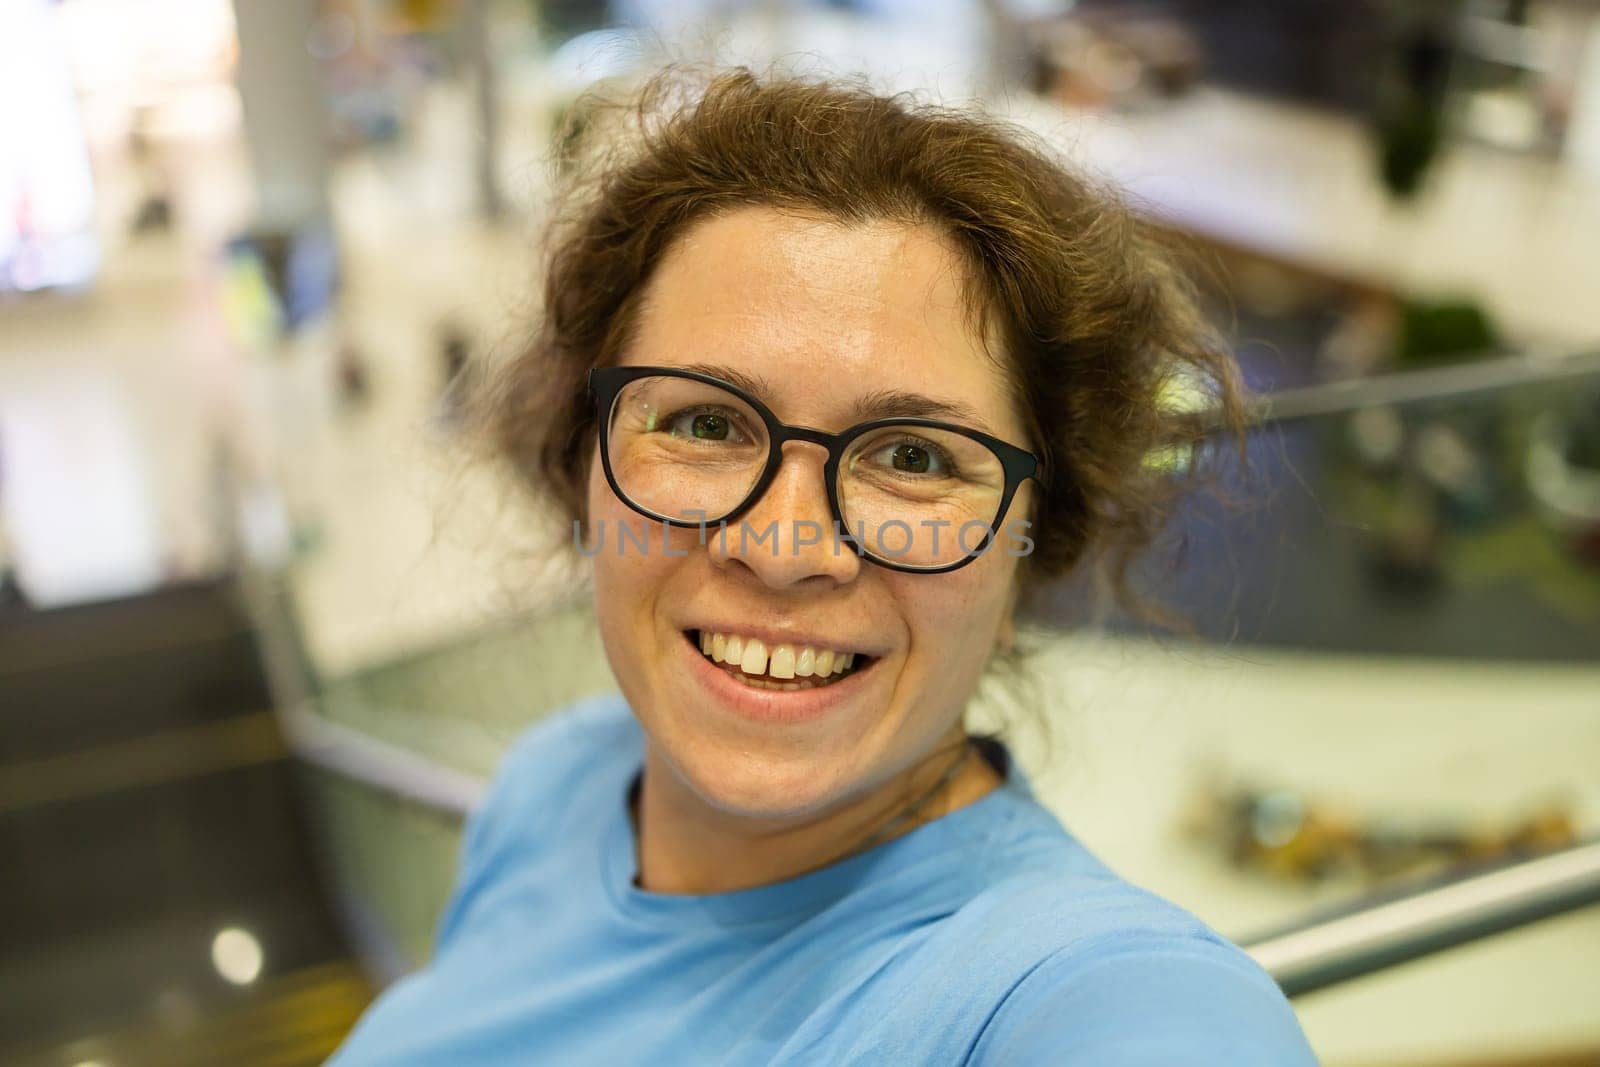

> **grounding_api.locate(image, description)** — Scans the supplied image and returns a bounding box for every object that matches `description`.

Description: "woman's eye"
[665,409,740,442]
[870,440,949,476]
[891,444,932,473]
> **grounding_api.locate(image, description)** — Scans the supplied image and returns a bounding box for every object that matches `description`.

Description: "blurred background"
[2,0,1598,1064]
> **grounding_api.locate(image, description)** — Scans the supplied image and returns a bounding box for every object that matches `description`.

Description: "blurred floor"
[4,960,371,1067]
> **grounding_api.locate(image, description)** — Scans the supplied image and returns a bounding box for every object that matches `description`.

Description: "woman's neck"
[631,734,1004,895]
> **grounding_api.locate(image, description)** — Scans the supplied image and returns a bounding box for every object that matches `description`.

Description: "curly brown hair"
[478,67,1246,613]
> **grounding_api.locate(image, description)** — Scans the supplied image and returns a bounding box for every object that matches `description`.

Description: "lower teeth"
[727,671,839,691]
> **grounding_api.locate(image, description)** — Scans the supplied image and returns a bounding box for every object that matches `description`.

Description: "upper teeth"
[698,631,856,680]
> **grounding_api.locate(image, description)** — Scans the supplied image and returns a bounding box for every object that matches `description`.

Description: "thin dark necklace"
[843,740,975,860]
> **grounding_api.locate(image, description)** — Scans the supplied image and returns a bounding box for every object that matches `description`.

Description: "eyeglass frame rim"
[586,364,1042,575]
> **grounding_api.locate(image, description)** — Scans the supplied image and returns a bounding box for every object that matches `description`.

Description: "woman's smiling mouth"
[682,628,874,695]
[675,627,876,726]
[691,628,867,688]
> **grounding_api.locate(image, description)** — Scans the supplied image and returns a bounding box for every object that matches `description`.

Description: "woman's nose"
[708,442,861,588]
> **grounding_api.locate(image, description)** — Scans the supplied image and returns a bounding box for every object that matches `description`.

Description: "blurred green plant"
[1376,102,1444,199]
[1395,298,1497,366]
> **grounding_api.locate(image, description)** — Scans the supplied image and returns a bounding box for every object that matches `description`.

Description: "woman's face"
[587,205,1033,820]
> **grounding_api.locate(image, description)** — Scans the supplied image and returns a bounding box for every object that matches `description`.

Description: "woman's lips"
[678,629,876,724]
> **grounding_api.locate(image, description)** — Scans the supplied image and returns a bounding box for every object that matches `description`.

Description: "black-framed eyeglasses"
[588,365,1041,574]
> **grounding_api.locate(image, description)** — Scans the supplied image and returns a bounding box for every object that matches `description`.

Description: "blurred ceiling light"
[210,926,264,986]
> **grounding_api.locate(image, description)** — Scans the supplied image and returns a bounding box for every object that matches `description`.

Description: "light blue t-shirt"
[332,694,1318,1065]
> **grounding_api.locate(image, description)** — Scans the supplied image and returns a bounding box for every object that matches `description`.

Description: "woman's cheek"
[896,562,1009,687]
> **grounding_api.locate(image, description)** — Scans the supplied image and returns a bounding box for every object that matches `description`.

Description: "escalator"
[0,580,368,1066]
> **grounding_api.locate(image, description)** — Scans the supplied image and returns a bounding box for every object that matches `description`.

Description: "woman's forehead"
[624,206,1022,435]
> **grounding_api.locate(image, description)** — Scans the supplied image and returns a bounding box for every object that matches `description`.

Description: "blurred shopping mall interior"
[2,1,1598,1064]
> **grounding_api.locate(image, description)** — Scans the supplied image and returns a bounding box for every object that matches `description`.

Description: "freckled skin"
[587,206,1034,890]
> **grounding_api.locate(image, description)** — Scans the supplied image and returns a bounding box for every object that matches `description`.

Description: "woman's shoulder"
[890,805,1318,1064]
[959,884,1317,1064]
[950,864,1316,1064]
[487,692,640,799]
[495,691,640,782]
[457,694,639,862]
[965,846,1237,961]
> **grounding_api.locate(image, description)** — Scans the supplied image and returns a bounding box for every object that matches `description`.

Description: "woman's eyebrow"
[680,362,773,399]
[848,388,990,430]
[678,362,991,431]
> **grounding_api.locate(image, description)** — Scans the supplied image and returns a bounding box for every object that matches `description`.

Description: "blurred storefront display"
[1187,780,1579,887]
[0,0,98,293]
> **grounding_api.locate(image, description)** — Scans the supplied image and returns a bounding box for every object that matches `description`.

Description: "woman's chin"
[665,744,858,822]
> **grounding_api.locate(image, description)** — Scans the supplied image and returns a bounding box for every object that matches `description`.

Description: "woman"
[333,70,1318,1064]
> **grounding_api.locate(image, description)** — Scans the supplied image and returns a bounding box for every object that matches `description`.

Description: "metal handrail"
[1245,839,1600,997]
[279,702,487,817]
[1241,346,1600,428]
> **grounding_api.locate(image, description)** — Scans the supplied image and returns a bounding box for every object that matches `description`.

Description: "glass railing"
[1033,346,1600,661]
[240,574,615,973]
